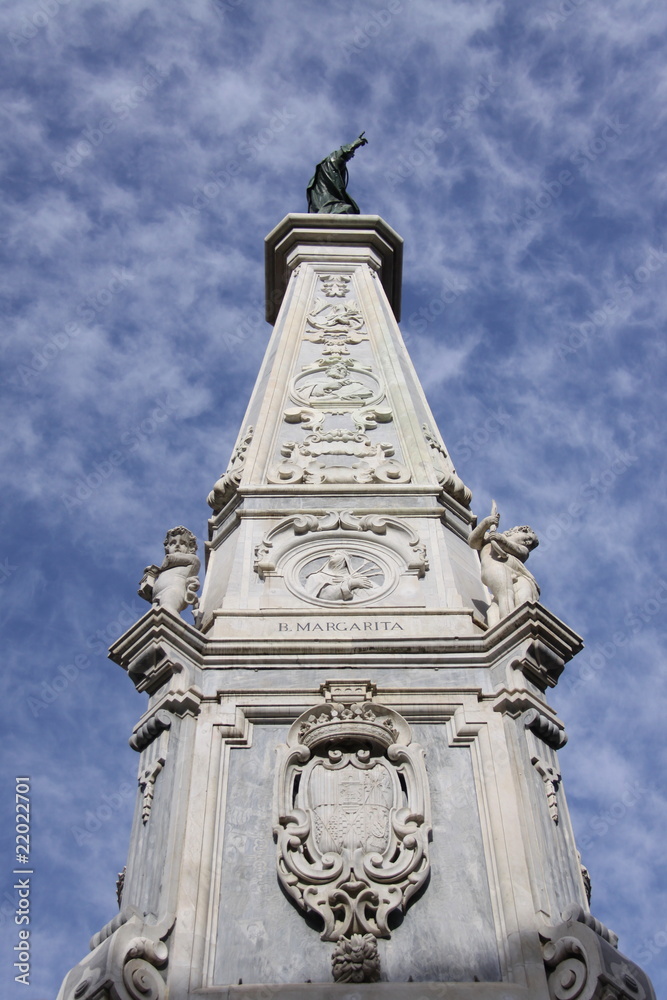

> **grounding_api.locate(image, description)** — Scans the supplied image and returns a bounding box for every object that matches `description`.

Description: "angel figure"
[468,501,539,626]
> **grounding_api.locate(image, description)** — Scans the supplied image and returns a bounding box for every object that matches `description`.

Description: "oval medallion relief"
[284,542,398,607]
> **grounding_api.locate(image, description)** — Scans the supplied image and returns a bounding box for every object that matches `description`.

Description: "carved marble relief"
[267,268,415,489]
[291,357,381,408]
[64,911,174,1000]
[115,867,126,908]
[319,273,351,297]
[289,545,395,607]
[207,425,254,512]
[305,299,367,346]
[423,423,472,506]
[267,428,410,485]
[302,550,383,602]
[254,510,428,580]
[542,905,655,1000]
[139,757,165,824]
[274,697,431,983]
[577,851,592,903]
[531,756,561,824]
[136,722,170,826]
[284,404,393,433]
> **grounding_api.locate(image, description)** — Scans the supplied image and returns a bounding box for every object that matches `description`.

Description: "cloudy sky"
[1,0,666,995]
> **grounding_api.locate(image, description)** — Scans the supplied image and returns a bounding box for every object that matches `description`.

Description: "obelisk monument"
[56,141,655,1000]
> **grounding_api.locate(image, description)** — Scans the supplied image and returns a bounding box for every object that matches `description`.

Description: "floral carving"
[283,405,393,433]
[319,274,351,297]
[331,934,381,983]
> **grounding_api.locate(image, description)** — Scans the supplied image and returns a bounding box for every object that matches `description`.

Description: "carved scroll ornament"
[274,699,431,982]
[254,510,428,580]
[61,910,174,1000]
[423,424,472,506]
[542,905,656,1000]
[207,425,253,512]
[267,428,411,486]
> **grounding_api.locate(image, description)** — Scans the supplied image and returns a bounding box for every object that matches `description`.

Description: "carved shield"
[274,700,431,942]
[307,758,394,857]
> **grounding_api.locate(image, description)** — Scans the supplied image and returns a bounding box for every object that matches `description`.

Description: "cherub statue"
[138,526,201,617]
[468,501,539,626]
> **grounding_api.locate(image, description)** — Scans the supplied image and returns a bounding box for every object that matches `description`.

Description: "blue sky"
[1,0,666,995]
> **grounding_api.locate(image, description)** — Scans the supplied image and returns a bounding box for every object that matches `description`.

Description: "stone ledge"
[194,985,531,1000]
[265,213,403,323]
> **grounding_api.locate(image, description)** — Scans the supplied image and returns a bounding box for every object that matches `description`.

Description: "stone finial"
[468,501,539,626]
[138,526,201,617]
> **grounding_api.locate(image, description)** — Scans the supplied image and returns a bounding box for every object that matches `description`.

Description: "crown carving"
[295,701,403,750]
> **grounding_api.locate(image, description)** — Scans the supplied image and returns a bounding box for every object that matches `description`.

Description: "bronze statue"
[307,133,368,214]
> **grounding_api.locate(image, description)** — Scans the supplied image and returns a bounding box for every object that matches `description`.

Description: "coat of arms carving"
[274,698,431,983]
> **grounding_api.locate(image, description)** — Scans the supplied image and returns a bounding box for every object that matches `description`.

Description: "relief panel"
[274,699,431,983]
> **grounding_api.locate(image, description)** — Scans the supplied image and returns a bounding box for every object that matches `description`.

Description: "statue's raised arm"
[307,134,368,215]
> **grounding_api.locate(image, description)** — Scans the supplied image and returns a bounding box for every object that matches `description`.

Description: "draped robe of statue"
[307,143,361,215]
